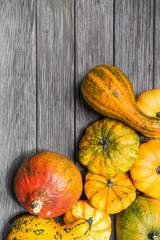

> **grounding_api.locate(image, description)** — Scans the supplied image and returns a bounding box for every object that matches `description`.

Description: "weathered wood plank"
[115,0,154,238]
[36,0,74,223]
[115,0,154,145]
[0,0,36,238]
[36,0,74,160]
[154,0,160,88]
[75,0,114,239]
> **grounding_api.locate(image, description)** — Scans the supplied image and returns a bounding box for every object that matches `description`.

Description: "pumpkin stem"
[156,166,160,175]
[148,231,159,240]
[32,200,43,213]
[100,137,111,150]
[107,179,114,187]
[156,112,160,118]
[86,217,93,230]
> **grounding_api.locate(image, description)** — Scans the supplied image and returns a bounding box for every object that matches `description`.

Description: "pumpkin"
[14,151,83,218]
[63,200,111,240]
[116,196,160,240]
[79,117,139,177]
[130,139,160,199]
[136,89,160,118]
[6,214,93,240]
[84,172,136,214]
[81,65,160,138]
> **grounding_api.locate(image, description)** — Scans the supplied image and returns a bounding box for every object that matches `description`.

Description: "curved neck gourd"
[81,65,160,138]
[6,215,93,240]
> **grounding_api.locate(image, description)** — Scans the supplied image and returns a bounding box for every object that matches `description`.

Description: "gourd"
[116,196,160,240]
[64,200,111,240]
[6,214,93,240]
[81,65,160,138]
[130,139,160,199]
[14,151,83,218]
[79,117,139,177]
[136,89,160,118]
[84,172,136,214]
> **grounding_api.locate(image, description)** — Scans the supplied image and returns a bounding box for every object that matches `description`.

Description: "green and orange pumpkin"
[79,118,139,177]
[116,196,160,240]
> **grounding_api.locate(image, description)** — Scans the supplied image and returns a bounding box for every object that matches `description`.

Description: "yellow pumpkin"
[130,139,160,199]
[63,200,111,240]
[81,65,160,138]
[136,89,160,117]
[79,117,139,178]
[84,172,136,214]
[6,214,93,240]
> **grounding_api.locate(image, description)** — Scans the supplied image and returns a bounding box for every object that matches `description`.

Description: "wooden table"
[1,0,160,239]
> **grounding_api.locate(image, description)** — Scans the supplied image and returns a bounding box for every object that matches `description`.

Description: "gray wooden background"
[0,0,160,239]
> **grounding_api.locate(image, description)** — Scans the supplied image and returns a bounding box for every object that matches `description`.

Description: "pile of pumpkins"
[6,65,160,240]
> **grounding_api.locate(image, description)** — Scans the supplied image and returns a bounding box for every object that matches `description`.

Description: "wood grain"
[75,0,114,239]
[154,0,160,88]
[0,0,36,238]
[115,0,154,145]
[36,0,74,160]
[0,0,158,239]
[114,1,154,238]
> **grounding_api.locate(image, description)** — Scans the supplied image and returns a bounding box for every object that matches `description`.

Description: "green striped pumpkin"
[79,118,139,177]
[116,196,160,240]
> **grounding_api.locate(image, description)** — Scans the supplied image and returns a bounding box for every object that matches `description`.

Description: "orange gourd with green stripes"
[6,215,93,240]
[81,65,160,138]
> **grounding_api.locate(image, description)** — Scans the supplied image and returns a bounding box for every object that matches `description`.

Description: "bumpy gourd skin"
[81,65,160,138]
[64,200,111,240]
[6,215,92,240]
[79,117,139,177]
[116,196,160,240]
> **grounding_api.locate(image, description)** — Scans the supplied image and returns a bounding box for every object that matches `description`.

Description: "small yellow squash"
[64,200,111,240]
[136,89,160,118]
[6,214,93,240]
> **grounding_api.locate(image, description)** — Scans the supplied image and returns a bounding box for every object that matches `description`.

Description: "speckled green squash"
[81,65,160,138]
[79,118,139,177]
[6,215,93,240]
[116,196,160,240]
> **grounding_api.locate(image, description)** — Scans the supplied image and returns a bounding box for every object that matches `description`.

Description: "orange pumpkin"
[130,139,160,199]
[136,89,160,118]
[81,65,160,138]
[84,171,136,214]
[63,200,111,240]
[14,151,83,218]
